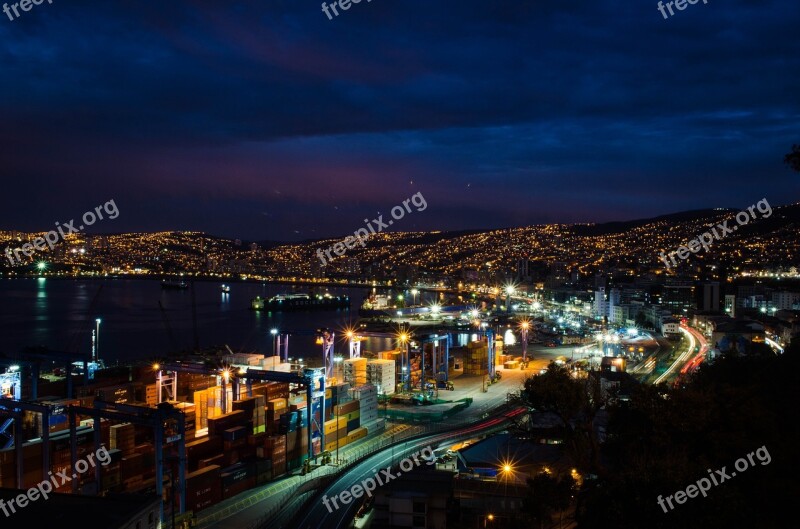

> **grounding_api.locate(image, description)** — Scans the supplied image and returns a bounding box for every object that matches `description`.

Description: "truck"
[427,378,454,391]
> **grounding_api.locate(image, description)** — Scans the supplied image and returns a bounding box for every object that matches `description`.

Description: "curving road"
[289,406,527,529]
[654,325,708,384]
[679,325,709,376]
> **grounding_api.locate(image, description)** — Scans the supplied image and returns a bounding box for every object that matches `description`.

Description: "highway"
[679,325,710,376]
[653,325,708,384]
[288,406,527,529]
[198,365,530,529]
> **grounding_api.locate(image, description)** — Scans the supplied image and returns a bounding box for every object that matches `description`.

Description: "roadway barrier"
[278,403,524,529]
[379,397,474,423]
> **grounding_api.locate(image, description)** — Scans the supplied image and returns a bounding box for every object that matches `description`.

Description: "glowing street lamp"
[270,328,278,356]
[504,284,515,312]
[411,288,418,305]
[519,320,530,361]
[94,318,101,362]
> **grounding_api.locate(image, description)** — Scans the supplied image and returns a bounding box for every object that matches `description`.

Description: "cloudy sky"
[1,0,798,240]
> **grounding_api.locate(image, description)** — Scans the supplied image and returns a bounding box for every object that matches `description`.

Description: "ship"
[161,279,189,290]
[221,284,231,293]
[358,293,469,317]
[250,292,350,311]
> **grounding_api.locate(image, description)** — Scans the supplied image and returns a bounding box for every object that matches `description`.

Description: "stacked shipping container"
[366,359,396,395]
[343,358,368,386]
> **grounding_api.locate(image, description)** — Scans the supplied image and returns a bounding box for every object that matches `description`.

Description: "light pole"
[334,356,343,384]
[94,318,101,363]
[270,328,278,356]
[520,321,529,363]
[398,330,410,390]
[411,288,418,306]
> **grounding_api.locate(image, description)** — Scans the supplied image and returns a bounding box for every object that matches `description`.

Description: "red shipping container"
[222,476,256,499]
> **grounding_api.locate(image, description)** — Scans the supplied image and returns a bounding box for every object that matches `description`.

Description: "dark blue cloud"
[0,0,798,240]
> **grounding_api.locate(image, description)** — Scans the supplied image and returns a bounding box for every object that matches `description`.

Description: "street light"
[334,355,344,382]
[504,284,515,312]
[411,288,418,305]
[519,320,530,362]
[94,318,101,363]
[270,328,278,356]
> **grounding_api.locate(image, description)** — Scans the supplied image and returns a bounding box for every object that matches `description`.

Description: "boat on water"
[161,279,189,290]
[359,293,468,317]
[221,284,231,293]
[250,292,350,311]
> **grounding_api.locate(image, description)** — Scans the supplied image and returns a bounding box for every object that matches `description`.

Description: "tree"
[524,472,575,529]
[520,363,611,475]
[576,344,800,529]
[785,144,800,172]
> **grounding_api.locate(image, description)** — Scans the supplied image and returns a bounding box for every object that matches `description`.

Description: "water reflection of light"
[36,277,47,300]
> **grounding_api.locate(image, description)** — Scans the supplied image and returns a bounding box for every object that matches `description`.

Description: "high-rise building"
[594,288,609,320]
[343,257,361,275]
[663,280,696,311]
[772,291,800,310]
[724,295,736,317]
[517,258,531,281]
[703,282,720,312]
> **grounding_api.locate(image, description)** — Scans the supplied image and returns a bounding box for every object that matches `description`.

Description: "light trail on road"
[654,326,695,385]
[290,407,527,529]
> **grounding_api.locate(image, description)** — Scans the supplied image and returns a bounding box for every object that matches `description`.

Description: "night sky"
[1,0,798,241]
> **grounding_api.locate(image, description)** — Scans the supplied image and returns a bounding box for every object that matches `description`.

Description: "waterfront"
[0,279,444,363]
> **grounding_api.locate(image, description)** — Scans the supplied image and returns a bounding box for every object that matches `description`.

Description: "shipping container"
[346,426,368,443]
[346,418,360,432]
[207,410,247,436]
[223,426,248,442]
[186,465,222,512]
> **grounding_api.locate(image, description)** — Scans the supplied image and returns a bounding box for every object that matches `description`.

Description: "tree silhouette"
[524,472,576,529]
[785,144,800,172]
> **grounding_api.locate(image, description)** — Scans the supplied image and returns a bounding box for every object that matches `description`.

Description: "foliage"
[785,143,800,172]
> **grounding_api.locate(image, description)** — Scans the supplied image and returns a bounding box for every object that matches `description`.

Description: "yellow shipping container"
[325,437,349,453]
[324,419,338,435]
[341,410,360,422]
[268,398,287,410]
[346,427,368,443]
